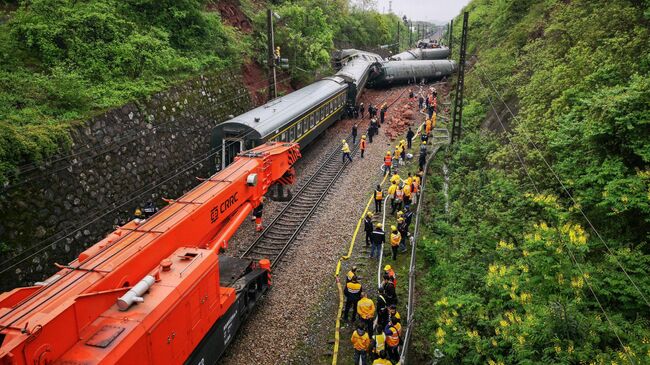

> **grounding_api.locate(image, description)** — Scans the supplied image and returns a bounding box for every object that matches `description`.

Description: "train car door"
[222,138,244,169]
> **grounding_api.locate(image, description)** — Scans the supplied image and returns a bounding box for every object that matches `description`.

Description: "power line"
[474,64,650,309]
[476,75,634,362]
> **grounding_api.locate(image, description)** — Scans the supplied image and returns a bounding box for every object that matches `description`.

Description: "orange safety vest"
[351,330,370,351]
[390,232,401,246]
[375,190,383,200]
[360,139,367,150]
[384,155,392,166]
[386,326,400,347]
[395,189,404,200]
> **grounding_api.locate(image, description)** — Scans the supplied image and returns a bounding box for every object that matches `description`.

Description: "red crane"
[0,142,301,365]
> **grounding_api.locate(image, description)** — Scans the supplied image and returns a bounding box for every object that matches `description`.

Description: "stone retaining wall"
[0,70,251,290]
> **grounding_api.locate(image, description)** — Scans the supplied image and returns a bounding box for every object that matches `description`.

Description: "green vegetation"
[0,0,415,185]
[0,0,243,184]
[415,0,650,363]
[247,0,413,83]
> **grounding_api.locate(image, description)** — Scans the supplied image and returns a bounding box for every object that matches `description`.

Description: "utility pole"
[267,8,277,100]
[448,19,453,53]
[396,20,400,52]
[451,11,468,144]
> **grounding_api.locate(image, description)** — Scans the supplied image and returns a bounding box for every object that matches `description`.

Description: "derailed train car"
[335,58,372,106]
[389,47,450,61]
[367,60,457,87]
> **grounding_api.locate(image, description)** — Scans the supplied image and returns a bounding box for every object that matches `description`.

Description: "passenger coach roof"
[218,78,347,139]
[335,59,372,83]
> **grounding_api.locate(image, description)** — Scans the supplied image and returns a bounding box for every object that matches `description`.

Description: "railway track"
[240,88,404,268]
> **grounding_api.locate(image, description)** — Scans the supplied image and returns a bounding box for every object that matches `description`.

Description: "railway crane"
[0,142,301,365]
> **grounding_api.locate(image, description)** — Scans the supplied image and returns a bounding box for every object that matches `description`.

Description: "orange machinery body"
[0,142,301,365]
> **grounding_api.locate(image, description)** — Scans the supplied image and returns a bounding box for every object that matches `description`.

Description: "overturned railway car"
[389,47,450,61]
[335,58,372,106]
[368,60,457,87]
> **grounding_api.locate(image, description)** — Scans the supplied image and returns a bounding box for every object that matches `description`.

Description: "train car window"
[281,131,287,141]
[296,121,302,136]
[310,114,315,128]
[289,126,295,140]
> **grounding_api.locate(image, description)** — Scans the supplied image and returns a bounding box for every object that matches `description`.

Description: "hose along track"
[241,89,404,268]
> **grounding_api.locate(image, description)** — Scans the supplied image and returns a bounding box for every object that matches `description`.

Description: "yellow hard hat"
[134,208,142,216]
[397,211,404,216]
[387,151,391,155]
[342,139,346,143]
[422,141,427,145]
[384,265,392,271]
[391,225,397,231]
[376,223,383,228]
[362,135,366,139]
[366,212,373,217]
[397,217,404,223]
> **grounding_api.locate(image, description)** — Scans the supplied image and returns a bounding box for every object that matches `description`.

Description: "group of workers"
[342,101,391,163]
[345,264,404,364]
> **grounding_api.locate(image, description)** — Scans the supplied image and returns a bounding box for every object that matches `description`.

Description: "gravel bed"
[220,85,415,365]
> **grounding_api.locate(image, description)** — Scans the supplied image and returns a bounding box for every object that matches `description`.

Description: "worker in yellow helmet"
[341,139,352,163]
[370,222,385,259]
[389,225,401,260]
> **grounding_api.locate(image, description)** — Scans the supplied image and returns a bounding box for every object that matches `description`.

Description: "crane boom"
[0,142,300,365]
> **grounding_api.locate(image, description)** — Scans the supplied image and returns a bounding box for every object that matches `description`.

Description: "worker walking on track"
[364,212,374,246]
[351,322,370,365]
[342,139,352,163]
[357,292,376,334]
[383,152,392,175]
[370,223,385,259]
[387,181,398,214]
[360,135,367,158]
[392,185,404,215]
[389,225,401,260]
[352,124,358,144]
[383,265,396,287]
[343,276,362,322]
[253,197,264,232]
[374,185,383,213]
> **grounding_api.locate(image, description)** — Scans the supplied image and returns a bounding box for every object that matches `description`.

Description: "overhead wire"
[474,63,650,309]
[475,68,635,362]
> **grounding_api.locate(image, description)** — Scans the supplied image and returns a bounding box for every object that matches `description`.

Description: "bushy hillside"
[0,0,243,184]
[416,0,650,363]
[0,0,412,185]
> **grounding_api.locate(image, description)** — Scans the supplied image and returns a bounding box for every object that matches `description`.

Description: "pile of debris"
[384,99,421,141]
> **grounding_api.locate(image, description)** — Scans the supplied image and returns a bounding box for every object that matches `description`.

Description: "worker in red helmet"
[253,197,264,232]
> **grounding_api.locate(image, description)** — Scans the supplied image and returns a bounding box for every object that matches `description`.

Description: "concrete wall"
[0,70,251,290]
